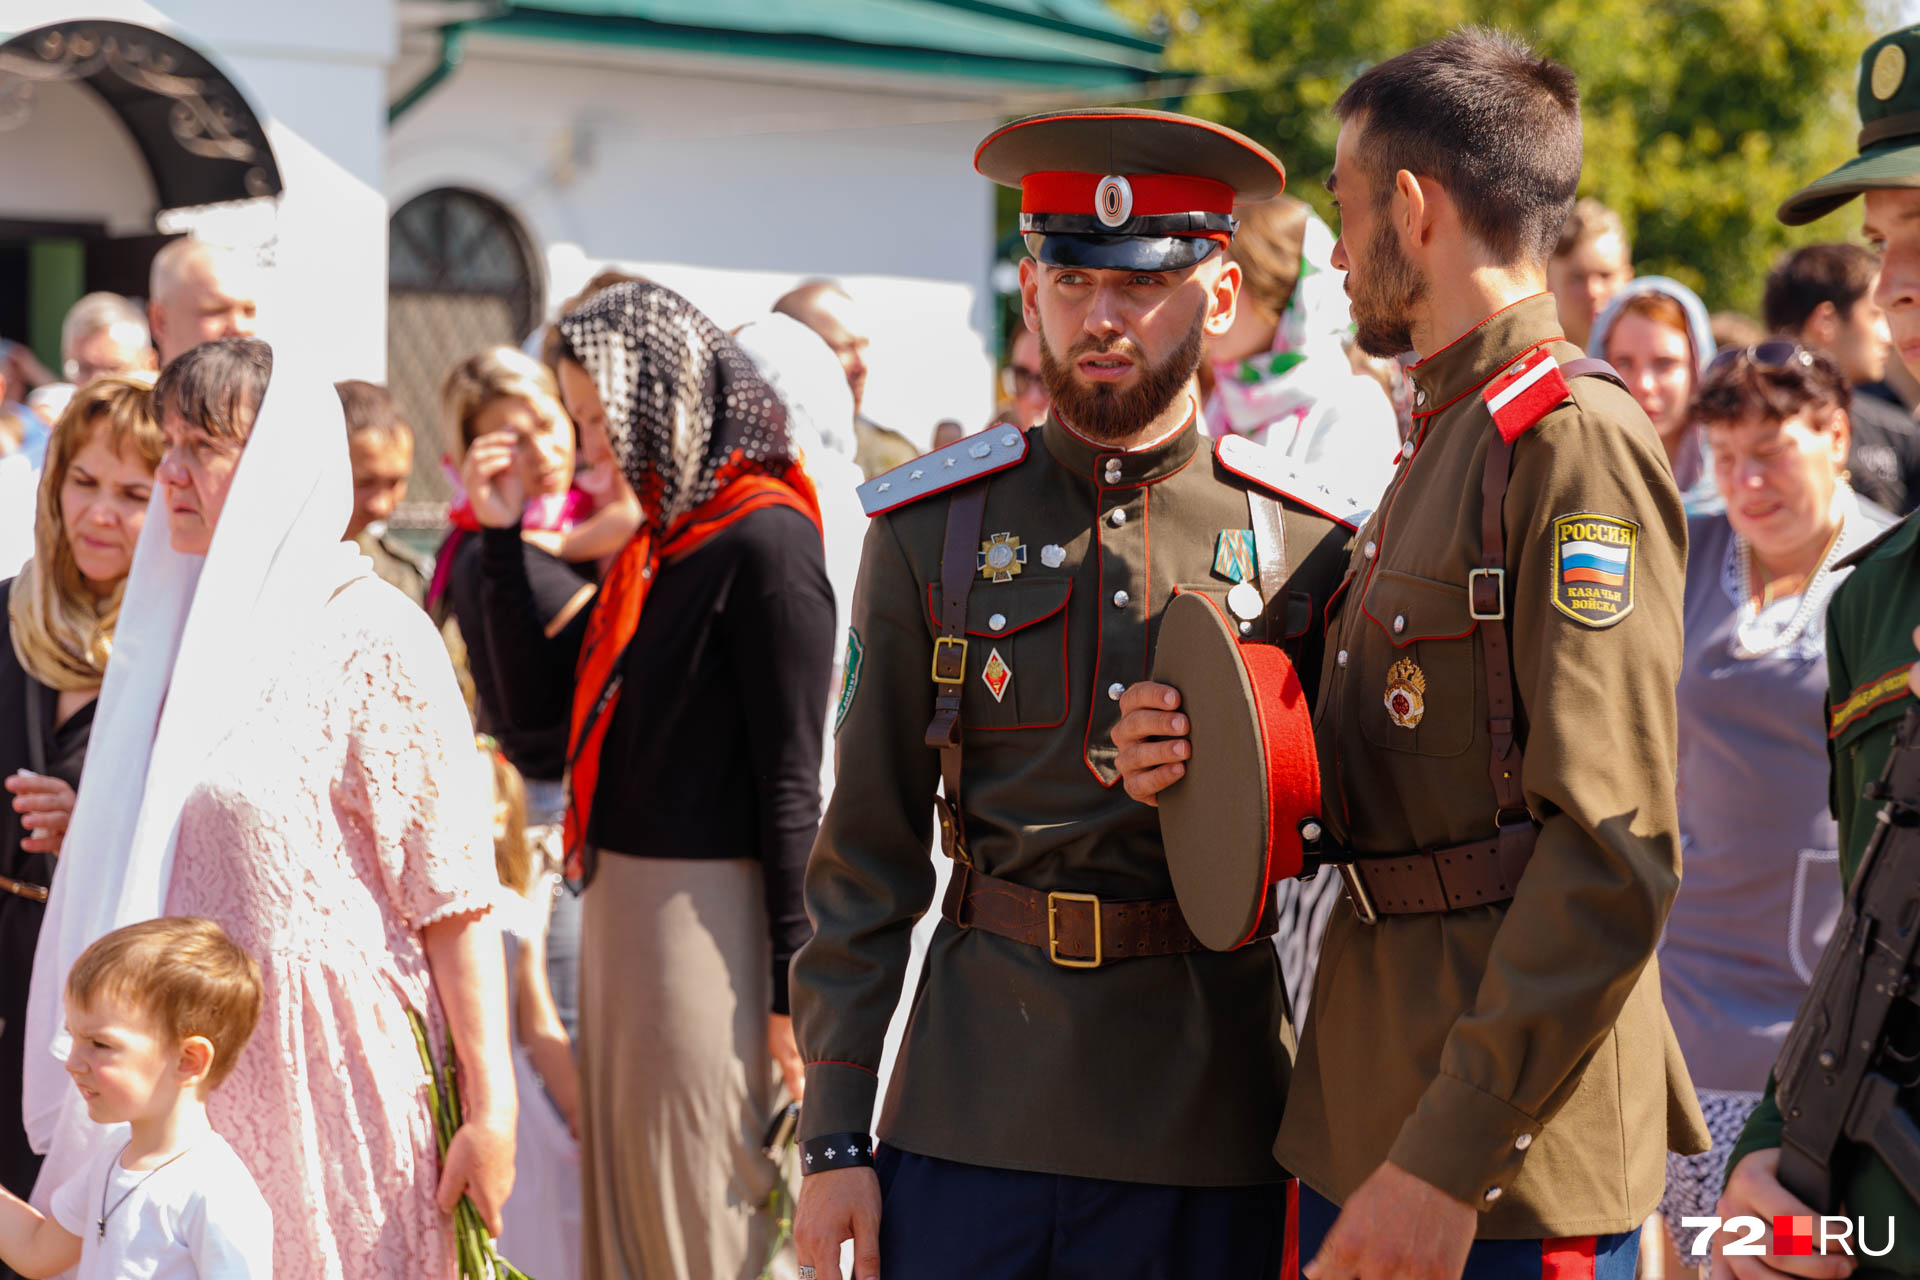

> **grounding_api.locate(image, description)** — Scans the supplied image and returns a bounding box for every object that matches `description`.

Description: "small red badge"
[981,648,1012,703]
[1482,349,1571,443]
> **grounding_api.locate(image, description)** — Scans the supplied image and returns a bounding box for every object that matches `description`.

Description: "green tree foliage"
[1107,0,1880,315]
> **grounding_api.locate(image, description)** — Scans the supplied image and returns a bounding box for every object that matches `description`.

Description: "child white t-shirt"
[49,1133,272,1279]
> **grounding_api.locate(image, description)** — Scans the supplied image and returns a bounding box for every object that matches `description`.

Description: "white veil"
[22,344,370,1200]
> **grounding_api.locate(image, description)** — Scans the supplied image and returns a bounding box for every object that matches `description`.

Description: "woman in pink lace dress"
[25,338,515,1279]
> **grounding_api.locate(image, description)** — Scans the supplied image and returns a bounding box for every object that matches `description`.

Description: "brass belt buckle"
[1337,863,1379,926]
[931,636,969,684]
[1046,891,1102,968]
[1468,568,1506,621]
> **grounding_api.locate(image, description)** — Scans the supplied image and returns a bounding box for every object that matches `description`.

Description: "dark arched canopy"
[0,20,282,213]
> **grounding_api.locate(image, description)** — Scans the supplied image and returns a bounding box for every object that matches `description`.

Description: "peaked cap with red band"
[1151,590,1322,951]
[975,108,1286,272]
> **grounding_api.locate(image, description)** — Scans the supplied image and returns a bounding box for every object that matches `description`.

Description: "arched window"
[385,187,543,525]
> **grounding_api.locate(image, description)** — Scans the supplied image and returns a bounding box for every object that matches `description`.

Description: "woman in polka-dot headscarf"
[487,279,830,1279]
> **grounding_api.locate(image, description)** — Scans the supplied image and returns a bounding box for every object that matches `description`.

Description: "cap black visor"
[1027,232,1222,272]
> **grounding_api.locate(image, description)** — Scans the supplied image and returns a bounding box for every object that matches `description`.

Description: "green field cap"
[1781,25,1920,225]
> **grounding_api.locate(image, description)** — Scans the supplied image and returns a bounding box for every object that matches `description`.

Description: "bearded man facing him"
[788,109,1375,1280]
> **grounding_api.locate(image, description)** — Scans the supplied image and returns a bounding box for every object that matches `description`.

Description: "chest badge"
[978,532,1027,583]
[981,647,1012,703]
[1213,529,1256,583]
[1041,543,1067,569]
[1384,658,1427,729]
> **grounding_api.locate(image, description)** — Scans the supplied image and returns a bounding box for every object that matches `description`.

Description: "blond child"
[483,741,582,1278]
[0,917,271,1278]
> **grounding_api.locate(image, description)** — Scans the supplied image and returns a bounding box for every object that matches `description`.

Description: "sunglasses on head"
[1705,339,1817,377]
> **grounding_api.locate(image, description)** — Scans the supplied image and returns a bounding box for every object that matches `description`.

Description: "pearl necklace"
[1730,486,1851,660]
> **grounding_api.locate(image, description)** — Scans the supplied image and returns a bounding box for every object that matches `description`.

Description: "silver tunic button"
[1104,463,1122,483]
[1110,508,1127,527]
[1415,387,1429,407]
[1363,540,1377,559]
[1107,682,1125,701]
[1514,1133,1533,1151]
[1239,620,1252,634]
[1336,649,1349,667]
[1483,1187,1503,1204]
[1112,590,1130,608]
[1393,614,1406,634]
[988,613,1007,632]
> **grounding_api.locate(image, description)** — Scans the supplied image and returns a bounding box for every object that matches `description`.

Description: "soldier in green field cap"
[1716,24,1920,1280]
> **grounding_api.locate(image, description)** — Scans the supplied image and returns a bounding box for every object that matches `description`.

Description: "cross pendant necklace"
[99,1140,194,1238]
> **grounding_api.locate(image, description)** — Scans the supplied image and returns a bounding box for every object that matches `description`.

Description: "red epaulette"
[1481,347,1574,444]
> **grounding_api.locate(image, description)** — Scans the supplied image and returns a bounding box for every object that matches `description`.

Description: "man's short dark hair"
[1334,28,1582,265]
[333,379,412,444]
[1762,244,1879,335]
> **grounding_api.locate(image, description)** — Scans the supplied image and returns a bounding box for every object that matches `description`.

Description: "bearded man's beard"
[1349,215,1427,359]
[1039,306,1207,443]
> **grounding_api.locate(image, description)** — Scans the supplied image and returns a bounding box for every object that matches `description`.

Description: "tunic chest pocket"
[1356,569,1481,758]
[926,577,1073,730]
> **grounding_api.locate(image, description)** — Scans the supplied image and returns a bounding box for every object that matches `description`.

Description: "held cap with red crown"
[1150,590,1323,951]
[975,108,1286,272]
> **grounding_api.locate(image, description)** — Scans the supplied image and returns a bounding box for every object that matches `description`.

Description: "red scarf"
[562,456,822,881]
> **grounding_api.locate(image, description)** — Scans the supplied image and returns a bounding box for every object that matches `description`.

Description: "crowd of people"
[0,18,1917,1280]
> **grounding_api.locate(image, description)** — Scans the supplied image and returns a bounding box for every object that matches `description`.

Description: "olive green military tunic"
[1273,295,1710,1236]
[1729,511,1920,1277]
[792,410,1357,1185]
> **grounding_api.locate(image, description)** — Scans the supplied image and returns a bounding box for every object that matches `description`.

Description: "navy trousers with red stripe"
[873,1145,1291,1279]
[1295,1183,1641,1280]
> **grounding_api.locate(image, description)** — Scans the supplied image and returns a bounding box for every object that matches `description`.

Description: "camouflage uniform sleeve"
[1386,395,1689,1203]
[790,512,942,1140]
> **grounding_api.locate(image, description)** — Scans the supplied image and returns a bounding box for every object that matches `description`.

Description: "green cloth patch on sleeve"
[834,628,865,735]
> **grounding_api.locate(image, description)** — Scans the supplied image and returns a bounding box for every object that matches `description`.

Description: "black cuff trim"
[799,1132,875,1176]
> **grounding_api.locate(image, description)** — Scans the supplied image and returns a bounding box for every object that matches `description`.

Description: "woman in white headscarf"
[23,338,514,1279]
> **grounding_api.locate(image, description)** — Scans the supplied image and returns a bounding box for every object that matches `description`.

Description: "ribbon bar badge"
[1482,349,1572,443]
[1213,529,1256,583]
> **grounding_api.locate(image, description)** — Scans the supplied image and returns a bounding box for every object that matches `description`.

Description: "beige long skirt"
[579,854,781,1280]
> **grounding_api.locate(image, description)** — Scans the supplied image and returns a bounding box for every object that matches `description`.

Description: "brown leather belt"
[0,874,49,904]
[941,861,1275,967]
[1335,825,1536,924]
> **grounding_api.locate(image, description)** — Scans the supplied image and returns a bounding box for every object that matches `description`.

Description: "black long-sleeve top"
[0,582,94,1198]
[447,532,595,782]
[477,507,833,1012]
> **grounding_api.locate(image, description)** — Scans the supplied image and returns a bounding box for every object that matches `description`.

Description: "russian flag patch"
[1482,348,1571,443]
[1552,513,1638,627]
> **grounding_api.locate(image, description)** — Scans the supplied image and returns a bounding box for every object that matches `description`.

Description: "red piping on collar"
[1410,292,1553,373]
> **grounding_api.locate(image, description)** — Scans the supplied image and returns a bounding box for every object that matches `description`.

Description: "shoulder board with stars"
[857,427,1031,517]
[1213,434,1375,531]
